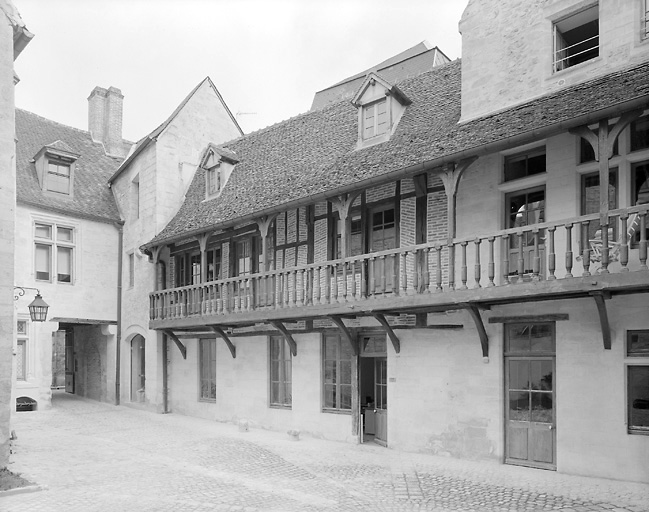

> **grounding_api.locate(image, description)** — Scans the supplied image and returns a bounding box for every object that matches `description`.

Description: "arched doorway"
[130,335,145,402]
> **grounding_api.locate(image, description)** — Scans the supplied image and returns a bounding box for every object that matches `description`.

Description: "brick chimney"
[88,86,127,157]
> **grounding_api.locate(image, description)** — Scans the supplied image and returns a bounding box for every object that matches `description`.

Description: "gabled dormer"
[351,72,411,149]
[32,141,80,198]
[201,144,239,201]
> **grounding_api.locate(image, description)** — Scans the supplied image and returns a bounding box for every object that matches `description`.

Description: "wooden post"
[547,227,556,280]
[487,237,495,287]
[565,223,574,278]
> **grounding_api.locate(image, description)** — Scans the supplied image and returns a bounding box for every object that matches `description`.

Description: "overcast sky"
[13,0,467,141]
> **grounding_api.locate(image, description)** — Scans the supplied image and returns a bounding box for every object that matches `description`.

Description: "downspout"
[158,260,169,413]
[115,221,124,405]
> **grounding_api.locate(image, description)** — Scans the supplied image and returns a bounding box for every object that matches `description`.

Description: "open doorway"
[131,335,146,402]
[359,332,387,446]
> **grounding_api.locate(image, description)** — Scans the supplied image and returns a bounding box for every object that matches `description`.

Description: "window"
[207,247,222,282]
[131,175,140,219]
[175,251,201,286]
[554,4,599,72]
[630,116,649,152]
[128,253,135,288]
[506,187,546,275]
[643,0,649,40]
[46,159,71,195]
[235,238,253,276]
[16,320,28,381]
[362,98,388,140]
[335,213,363,259]
[631,161,649,244]
[626,331,649,434]
[34,222,74,283]
[199,338,216,401]
[206,164,221,196]
[269,336,292,407]
[323,334,353,411]
[504,148,546,182]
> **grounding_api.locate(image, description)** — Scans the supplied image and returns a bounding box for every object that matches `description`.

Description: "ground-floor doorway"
[359,332,388,446]
[131,335,146,402]
[64,328,75,393]
[504,322,556,470]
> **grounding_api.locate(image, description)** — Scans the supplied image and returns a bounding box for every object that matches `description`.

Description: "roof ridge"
[15,108,92,136]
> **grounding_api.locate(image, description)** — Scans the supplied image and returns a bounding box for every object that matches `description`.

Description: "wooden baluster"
[300,269,306,306]
[517,233,525,278]
[401,252,408,296]
[460,242,468,289]
[600,221,610,274]
[640,212,648,270]
[314,266,321,304]
[435,245,443,292]
[565,223,574,278]
[474,238,482,289]
[423,248,431,293]
[448,243,455,290]
[305,268,312,306]
[341,260,348,303]
[620,214,629,272]
[379,255,386,294]
[532,229,541,281]
[361,260,367,299]
[413,250,419,293]
[350,261,357,300]
[487,237,495,287]
[502,234,510,285]
[324,266,331,304]
[547,227,556,280]
[290,271,297,307]
[582,221,591,277]
[369,257,376,296]
[332,265,338,302]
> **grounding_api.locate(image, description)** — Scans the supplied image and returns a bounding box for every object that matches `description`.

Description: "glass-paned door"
[506,188,545,278]
[505,323,556,469]
[369,206,397,293]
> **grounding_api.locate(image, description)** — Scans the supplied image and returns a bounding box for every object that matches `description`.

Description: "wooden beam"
[591,292,612,350]
[327,316,358,356]
[269,321,297,356]
[371,313,401,354]
[162,329,186,359]
[208,325,236,358]
[462,304,489,359]
[489,314,570,323]
[413,173,428,198]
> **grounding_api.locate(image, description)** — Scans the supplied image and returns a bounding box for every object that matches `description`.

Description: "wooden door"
[369,206,397,294]
[374,357,388,446]
[505,323,556,469]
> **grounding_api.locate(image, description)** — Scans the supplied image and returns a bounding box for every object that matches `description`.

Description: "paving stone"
[2,392,649,512]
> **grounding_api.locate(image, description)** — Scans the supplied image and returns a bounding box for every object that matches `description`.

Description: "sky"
[13,0,467,141]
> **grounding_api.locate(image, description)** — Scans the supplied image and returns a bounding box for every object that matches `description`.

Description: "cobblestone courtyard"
[3,393,648,511]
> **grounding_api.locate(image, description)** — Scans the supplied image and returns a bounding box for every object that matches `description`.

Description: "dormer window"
[200,144,238,201]
[32,141,79,198]
[352,73,411,149]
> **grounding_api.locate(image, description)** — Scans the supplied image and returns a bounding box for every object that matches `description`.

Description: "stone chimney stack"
[88,85,127,157]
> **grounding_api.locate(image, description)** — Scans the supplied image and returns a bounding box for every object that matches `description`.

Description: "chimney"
[88,86,127,157]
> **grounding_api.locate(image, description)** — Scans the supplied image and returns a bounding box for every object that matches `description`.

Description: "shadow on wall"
[426,419,495,460]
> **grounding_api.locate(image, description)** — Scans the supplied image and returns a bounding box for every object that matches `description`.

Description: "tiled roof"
[148,60,649,248]
[16,109,123,223]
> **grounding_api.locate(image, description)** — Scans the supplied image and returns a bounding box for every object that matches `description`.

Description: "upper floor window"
[504,148,546,182]
[631,115,649,152]
[33,141,79,197]
[47,159,71,195]
[643,0,649,40]
[201,145,238,201]
[554,4,599,72]
[128,253,135,288]
[131,175,140,220]
[363,99,388,140]
[206,164,221,196]
[34,222,74,283]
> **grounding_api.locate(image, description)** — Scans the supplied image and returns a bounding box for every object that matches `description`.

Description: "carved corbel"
[162,329,187,359]
[461,304,489,360]
[591,291,612,350]
[208,325,236,358]
[329,191,362,258]
[327,316,358,356]
[269,321,297,356]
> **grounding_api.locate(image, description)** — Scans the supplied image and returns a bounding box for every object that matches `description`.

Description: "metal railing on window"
[554,35,599,72]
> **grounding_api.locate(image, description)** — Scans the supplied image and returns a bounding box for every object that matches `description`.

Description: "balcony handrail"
[154,205,649,295]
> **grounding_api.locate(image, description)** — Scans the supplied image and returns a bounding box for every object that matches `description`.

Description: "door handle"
[548,425,554,430]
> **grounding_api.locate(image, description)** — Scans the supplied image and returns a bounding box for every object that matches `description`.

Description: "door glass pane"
[35,223,52,239]
[507,324,529,352]
[531,392,553,423]
[35,244,51,280]
[628,366,649,429]
[324,361,336,384]
[530,360,553,391]
[509,391,530,421]
[509,360,529,390]
[57,227,73,242]
[57,246,72,283]
[340,385,352,409]
[340,361,351,385]
[324,384,335,408]
[530,324,554,352]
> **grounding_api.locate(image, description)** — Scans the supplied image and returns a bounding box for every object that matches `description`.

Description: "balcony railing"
[150,206,649,323]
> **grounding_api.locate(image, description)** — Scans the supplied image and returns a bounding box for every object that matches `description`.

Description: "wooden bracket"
[329,191,362,220]
[327,316,358,356]
[208,325,236,358]
[151,245,163,264]
[371,313,401,354]
[162,329,186,359]
[462,304,489,359]
[440,157,478,241]
[591,292,612,350]
[269,321,297,356]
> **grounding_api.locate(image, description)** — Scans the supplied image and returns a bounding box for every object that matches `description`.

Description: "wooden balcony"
[150,205,649,332]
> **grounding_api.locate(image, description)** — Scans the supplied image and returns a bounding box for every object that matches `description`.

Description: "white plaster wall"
[13,206,119,407]
[167,333,354,442]
[459,0,649,121]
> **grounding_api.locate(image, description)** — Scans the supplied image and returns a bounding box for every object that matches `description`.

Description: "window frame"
[626,330,649,435]
[269,335,292,408]
[322,334,353,413]
[206,164,221,198]
[504,147,547,182]
[553,4,600,73]
[361,97,389,141]
[198,338,217,402]
[128,252,135,288]
[34,221,75,284]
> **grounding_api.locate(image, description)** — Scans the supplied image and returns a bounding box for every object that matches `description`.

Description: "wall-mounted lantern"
[14,286,49,322]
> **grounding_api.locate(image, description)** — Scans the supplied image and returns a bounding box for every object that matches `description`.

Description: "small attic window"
[32,141,80,198]
[201,145,238,201]
[206,164,221,196]
[352,73,410,149]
